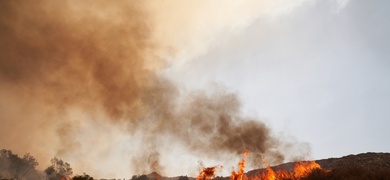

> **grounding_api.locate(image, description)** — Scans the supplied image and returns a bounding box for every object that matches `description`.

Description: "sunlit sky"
[165,0,390,161]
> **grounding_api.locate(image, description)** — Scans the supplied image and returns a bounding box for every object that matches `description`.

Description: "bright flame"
[293,161,321,178]
[256,160,323,180]
[196,150,325,180]
[231,150,249,180]
[260,167,276,180]
[196,165,222,180]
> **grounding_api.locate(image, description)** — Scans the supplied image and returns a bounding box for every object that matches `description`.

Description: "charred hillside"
[248,152,390,175]
[316,152,390,170]
[133,152,390,180]
[1,150,390,179]
[245,152,390,179]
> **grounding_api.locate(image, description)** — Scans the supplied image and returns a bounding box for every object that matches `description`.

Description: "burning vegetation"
[196,167,219,180]
[257,161,323,180]
[198,151,324,180]
[1,149,390,179]
[196,151,390,180]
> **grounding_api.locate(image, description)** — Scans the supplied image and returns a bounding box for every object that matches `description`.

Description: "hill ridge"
[132,152,390,180]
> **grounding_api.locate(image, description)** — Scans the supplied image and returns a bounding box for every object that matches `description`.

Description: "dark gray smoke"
[0,0,309,176]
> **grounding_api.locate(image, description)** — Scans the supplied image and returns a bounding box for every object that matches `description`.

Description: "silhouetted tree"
[45,157,73,180]
[0,149,41,180]
[72,172,94,180]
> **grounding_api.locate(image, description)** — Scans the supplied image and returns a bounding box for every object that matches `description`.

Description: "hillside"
[316,152,390,169]
[240,152,390,179]
[247,152,390,176]
[140,152,390,180]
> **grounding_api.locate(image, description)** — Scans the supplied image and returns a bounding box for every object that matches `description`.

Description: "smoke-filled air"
[0,0,317,178]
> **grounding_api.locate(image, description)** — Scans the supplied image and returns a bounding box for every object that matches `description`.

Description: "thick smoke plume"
[0,0,310,177]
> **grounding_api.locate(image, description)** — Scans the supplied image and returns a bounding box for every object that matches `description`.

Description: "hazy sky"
[166,0,390,161]
[1,0,389,178]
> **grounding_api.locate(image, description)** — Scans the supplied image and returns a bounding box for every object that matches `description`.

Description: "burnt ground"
[136,152,390,180]
[246,152,390,179]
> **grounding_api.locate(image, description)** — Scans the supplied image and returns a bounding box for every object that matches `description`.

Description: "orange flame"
[197,150,325,180]
[231,150,249,180]
[257,160,323,180]
[292,161,321,178]
[197,165,222,180]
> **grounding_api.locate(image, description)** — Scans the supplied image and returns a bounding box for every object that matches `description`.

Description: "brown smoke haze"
[0,0,310,177]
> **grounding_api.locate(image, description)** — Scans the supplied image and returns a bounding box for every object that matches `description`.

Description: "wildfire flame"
[231,150,249,180]
[198,150,325,180]
[197,165,223,180]
[259,161,322,180]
